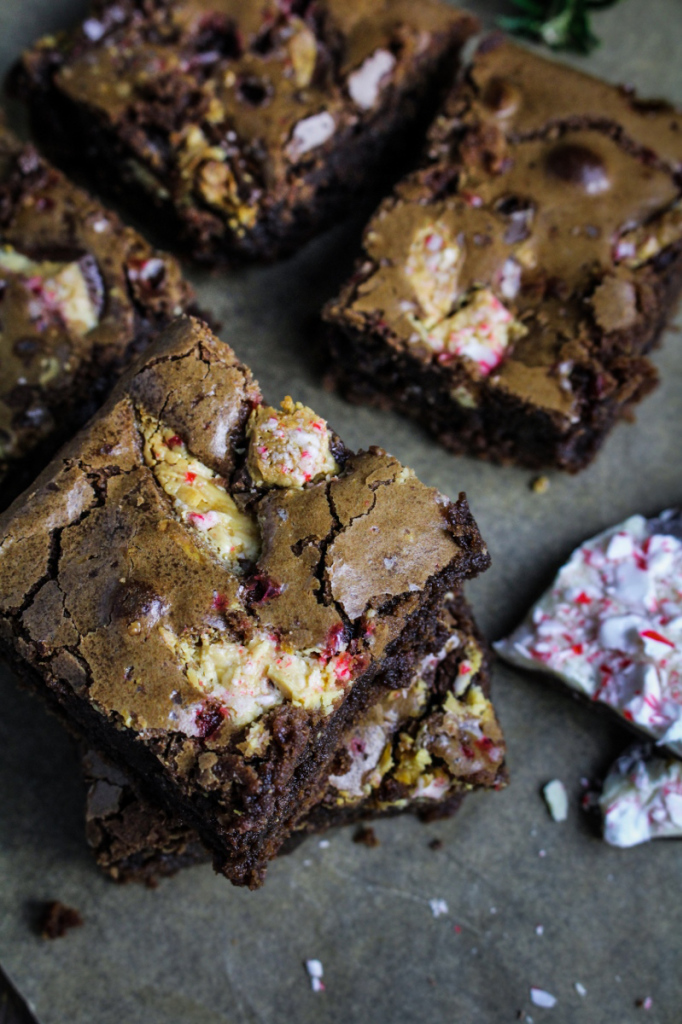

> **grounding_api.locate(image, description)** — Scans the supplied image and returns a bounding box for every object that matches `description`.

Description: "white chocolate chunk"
[542,779,568,822]
[0,247,100,335]
[424,288,526,375]
[404,222,462,326]
[347,49,396,110]
[162,628,355,736]
[247,397,339,488]
[286,111,335,161]
[140,412,260,567]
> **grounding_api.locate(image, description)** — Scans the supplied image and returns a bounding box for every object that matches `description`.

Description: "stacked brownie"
[324,37,682,471]
[12,0,478,262]
[0,120,196,510]
[83,593,506,884]
[0,316,503,887]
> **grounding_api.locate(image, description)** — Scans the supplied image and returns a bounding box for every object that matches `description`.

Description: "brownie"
[495,508,682,755]
[0,119,195,510]
[324,37,682,472]
[12,0,478,264]
[81,592,506,884]
[0,316,490,888]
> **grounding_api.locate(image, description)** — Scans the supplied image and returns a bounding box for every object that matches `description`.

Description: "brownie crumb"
[39,901,83,939]
[353,826,380,848]
[428,838,444,851]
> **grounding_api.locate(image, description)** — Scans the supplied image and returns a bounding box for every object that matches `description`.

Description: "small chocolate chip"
[545,142,610,194]
[481,76,520,118]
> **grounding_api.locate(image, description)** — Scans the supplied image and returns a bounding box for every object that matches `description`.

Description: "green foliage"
[498,0,624,54]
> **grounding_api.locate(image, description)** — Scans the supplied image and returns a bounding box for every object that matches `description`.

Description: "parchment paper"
[0,2,680,1021]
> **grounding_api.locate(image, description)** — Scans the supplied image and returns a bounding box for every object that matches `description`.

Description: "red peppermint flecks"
[641,629,675,648]
[185,471,197,484]
[575,592,592,605]
[167,434,183,449]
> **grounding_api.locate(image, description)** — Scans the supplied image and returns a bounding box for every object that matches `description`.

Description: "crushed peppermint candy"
[495,510,682,755]
[404,222,462,325]
[530,988,557,1009]
[429,898,449,918]
[542,779,568,822]
[575,982,587,997]
[599,746,682,847]
[246,397,339,488]
[424,288,526,375]
[305,959,325,992]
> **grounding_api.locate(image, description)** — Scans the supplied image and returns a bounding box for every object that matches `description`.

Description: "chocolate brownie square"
[82,592,506,884]
[0,119,195,510]
[324,37,682,472]
[12,0,478,263]
[0,316,490,888]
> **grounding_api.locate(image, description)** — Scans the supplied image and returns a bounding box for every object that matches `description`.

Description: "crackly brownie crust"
[0,316,489,888]
[324,37,682,472]
[81,592,506,884]
[12,0,478,264]
[0,120,195,510]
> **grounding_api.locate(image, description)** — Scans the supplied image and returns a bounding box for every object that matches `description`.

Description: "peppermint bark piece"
[81,592,506,884]
[0,316,490,888]
[324,37,682,471]
[496,509,682,755]
[0,120,195,509]
[12,0,477,263]
[598,747,682,848]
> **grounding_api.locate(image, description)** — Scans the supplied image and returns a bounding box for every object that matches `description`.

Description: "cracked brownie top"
[0,120,193,499]
[0,316,489,763]
[16,0,474,259]
[325,37,682,425]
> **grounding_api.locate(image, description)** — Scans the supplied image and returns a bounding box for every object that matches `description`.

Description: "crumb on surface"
[428,837,443,850]
[353,825,380,848]
[39,901,83,939]
[530,475,550,494]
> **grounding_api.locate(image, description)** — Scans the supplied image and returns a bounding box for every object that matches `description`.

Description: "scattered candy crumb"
[575,982,587,997]
[429,898,449,918]
[454,924,462,934]
[318,839,330,849]
[429,837,444,851]
[531,475,550,494]
[530,988,557,1009]
[538,849,547,858]
[535,925,544,936]
[543,779,569,822]
[636,996,653,1010]
[305,959,325,992]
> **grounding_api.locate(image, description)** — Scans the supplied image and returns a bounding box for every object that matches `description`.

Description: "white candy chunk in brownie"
[599,747,682,847]
[496,510,682,755]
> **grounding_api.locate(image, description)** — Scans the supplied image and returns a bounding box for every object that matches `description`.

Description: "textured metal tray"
[0,2,680,1022]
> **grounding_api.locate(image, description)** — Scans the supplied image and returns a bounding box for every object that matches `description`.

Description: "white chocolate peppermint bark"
[495,511,682,755]
[599,748,682,847]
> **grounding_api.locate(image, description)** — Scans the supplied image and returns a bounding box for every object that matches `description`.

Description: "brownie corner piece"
[12,0,478,263]
[0,315,490,888]
[0,117,196,511]
[324,36,682,472]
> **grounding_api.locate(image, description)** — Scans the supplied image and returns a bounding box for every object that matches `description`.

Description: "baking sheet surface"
[0,2,680,1021]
